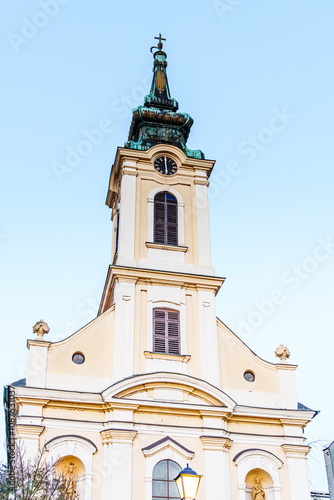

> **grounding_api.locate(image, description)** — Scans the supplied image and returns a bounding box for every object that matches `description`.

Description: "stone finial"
[32,319,50,340]
[275,344,290,362]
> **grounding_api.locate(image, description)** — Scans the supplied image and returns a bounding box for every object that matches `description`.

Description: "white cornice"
[234,405,316,424]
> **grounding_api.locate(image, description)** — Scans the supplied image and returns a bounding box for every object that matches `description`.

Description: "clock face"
[154,156,178,175]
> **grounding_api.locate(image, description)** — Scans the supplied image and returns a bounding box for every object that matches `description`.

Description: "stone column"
[200,436,232,500]
[281,444,311,499]
[101,429,137,500]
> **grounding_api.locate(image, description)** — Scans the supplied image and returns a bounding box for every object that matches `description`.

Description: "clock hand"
[164,156,167,174]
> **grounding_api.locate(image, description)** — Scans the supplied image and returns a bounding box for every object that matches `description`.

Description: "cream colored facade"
[8,45,315,500]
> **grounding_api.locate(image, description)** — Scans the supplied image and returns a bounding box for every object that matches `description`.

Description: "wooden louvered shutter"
[153,309,180,355]
[154,192,178,245]
[154,193,166,244]
[166,199,178,245]
[166,310,180,354]
[153,309,166,353]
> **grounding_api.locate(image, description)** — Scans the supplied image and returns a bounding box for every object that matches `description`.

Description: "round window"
[244,370,255,382]
[72,352,85,365]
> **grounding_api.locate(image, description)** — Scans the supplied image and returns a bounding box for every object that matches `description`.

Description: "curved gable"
[102,372,236,409]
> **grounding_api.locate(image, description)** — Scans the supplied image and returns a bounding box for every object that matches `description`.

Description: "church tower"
[6,36,316,500]
[99,34,223,387]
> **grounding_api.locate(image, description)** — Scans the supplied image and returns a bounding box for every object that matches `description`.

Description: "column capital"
[16,424,45,439]
[121,165,137,176]
[101,429,137,445]
[281,444,311,458]
[200,436,232,451]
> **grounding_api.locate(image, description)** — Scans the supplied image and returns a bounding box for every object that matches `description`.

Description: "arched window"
[152,459,181,500]
[154,192,178,245]
[153,308,180,355]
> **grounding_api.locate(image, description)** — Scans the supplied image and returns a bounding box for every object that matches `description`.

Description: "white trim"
[102,372,236,409]
[142,437,194,459]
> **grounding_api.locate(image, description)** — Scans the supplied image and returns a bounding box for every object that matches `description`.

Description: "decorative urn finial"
[275,344,290,362]
[32,319,50,340]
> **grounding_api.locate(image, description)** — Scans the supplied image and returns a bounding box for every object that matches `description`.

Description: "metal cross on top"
[154,33,166,51]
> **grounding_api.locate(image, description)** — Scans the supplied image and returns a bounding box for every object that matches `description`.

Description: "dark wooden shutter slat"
[154,224,165,243]
[154,310,166,319]
[154,192,178,245]
[153,308,180,355]
[154,337,166,353]
[168,338,180,354]
[168,323,179,337]
[155,202,165,222]
[167,311,178,321]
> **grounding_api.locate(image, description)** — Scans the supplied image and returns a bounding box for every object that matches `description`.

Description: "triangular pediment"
[142,436,194,459]
[102,372,236,410]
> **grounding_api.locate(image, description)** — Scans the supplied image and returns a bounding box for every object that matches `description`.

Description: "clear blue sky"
[1,0,333,492]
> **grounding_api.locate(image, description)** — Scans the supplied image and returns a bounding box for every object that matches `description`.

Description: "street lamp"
[174,464,202,500]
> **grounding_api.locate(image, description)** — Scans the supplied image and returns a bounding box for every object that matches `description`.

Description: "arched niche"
[54,454,86,476]
[45,435,97,500]
[233,449,283,500]
[245,468,274,499]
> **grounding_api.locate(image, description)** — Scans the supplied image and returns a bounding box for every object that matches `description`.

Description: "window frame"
[152,459,181,500]
[153,191,178,246]
[153,308,180,355]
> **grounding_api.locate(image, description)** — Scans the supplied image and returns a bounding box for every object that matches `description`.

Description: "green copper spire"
[144,33,178,112]
[124,35,204,159]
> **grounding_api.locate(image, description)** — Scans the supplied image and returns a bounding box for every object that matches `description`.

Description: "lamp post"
[174,464,202,500]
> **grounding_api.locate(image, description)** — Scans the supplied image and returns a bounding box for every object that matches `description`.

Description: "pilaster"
[112,278,136,382]
[198,290,220,386]
[101,429,137,500]
[281,444,311,500]
[200,436,232,500]
[117,160,137,267]
[26,340,51,388]
[276,363,298,409]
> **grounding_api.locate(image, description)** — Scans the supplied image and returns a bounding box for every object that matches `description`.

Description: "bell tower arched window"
[153,308,180,355]
[152,459,181,500]
[154,192,178,245]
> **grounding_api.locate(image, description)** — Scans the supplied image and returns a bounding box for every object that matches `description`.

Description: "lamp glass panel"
[175,476,184,499]
[182,475,200,500]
